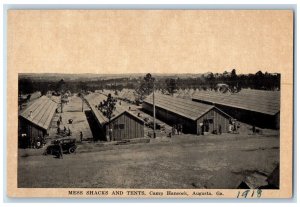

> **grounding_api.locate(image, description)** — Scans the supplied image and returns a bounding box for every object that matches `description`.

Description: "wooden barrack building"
[85,93,144,141]
[18,96,58,148]
[192,89,280,129]
[143,93,232,135]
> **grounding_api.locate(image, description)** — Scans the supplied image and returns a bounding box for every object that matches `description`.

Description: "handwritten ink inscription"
[237,189,262,198]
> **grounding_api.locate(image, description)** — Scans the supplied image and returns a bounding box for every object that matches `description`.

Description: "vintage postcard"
[7,10,293,198]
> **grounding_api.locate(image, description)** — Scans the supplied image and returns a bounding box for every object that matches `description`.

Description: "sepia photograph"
[17,72,280,190]
[6,9,293,198]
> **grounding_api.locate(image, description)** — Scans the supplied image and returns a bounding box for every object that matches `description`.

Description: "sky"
[8,10,293,75]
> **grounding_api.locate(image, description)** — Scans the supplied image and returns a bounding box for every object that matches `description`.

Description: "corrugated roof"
[85,93,143,125]
[85,93,119,125]
[49,95,60,103]
[19,96,58,130]
[144,93,215,121]
[192,89,280,115]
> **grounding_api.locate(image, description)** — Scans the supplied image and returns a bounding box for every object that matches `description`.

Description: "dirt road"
[18,133,279,189]
[48,95,93,141]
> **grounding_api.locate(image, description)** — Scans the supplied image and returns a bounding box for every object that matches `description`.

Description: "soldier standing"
[252,125,256,134]
[179,124,183,135]
[68,127,71,136]
[218,125,222,135]
[109,128,113,141]
[172,125,175,135]
[80,131,83,142]
[58,141,63,159]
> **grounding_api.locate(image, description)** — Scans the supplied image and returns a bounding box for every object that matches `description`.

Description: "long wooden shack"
[142,93,232,135]
[18,96,58,148]
[192,89,280,129]
[85,93,144,141]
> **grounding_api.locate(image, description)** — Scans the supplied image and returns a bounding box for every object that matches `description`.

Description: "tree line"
[18,70,280,96]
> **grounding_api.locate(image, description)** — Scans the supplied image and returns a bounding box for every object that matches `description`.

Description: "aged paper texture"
[7,10,293,198]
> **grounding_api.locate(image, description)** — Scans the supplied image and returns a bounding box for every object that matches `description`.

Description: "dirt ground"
[48,95,93,141]
[18,132,279,189]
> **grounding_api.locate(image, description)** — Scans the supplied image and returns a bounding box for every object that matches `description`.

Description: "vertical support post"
[153,83,156,138]
[82,96,84,112]
[60,94,63,113]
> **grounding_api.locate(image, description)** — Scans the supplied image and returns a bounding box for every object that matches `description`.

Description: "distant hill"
[19,73,207,81]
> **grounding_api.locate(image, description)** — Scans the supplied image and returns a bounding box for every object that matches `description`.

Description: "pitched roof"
[19,96,58,130]
[85,93,143,125]
[143,93,217,121]
[192,89,280,115]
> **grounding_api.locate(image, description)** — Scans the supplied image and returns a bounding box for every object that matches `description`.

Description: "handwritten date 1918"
[237,189,262,198]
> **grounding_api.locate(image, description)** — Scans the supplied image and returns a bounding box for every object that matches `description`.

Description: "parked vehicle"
[44,138,77,156]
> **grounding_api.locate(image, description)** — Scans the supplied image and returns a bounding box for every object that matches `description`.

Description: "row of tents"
[96,89,140,104]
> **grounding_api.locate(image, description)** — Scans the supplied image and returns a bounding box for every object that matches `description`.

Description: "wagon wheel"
[69,147,76,154]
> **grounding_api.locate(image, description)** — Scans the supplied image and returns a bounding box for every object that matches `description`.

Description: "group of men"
[56,115,72,136]
[171,124,183,136]
[229,119,240,134]
[29,135,44,149]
